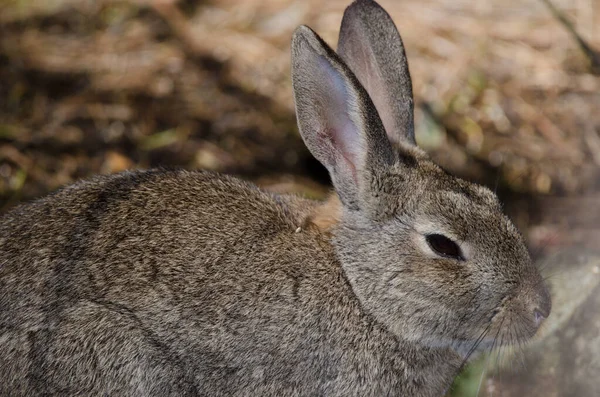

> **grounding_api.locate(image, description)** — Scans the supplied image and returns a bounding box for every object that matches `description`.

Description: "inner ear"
[314,56,364,182]
[291,25,395,210]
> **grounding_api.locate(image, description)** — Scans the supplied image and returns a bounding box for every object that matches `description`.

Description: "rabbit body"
[0,0,550,395]
[0,170,458,396]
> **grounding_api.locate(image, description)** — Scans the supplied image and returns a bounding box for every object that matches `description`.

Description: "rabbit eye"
[426,234,464,260]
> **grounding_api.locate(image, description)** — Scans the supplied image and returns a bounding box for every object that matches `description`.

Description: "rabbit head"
[291,0,550,356]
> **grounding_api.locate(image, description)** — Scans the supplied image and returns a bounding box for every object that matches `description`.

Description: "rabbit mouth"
[449,309,542,361]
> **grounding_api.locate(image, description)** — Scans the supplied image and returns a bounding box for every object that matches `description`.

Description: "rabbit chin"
[381,320,470,352]
[383,314,521,359]
[449,340,495,360]
[418,334,506,360]
[448,332,528,360]
[443,317,540,360]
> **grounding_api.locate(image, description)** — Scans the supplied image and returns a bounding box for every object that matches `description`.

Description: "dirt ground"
[1,0,599,394]
[2,0,599,202]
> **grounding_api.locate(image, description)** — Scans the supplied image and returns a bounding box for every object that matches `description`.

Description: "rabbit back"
[1,169,447,396]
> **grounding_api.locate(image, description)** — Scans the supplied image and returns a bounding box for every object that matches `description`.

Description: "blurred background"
[1,0,599,395]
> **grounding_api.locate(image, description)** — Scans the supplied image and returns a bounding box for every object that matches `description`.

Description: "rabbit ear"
[291,25,394,210]
[337,0,416,146]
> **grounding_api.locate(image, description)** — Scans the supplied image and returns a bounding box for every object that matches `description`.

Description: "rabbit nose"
[531,283,552,328]
[533,309,547,327]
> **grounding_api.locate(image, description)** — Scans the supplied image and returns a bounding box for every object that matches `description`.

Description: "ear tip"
[291,26,317,56]
[292,25,336,62]
[292,25,317,48]
[293,25,313,37]
[343,0,393,30]
[344,0,384,16]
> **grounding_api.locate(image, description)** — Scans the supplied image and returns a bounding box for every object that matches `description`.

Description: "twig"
[540,0,600,74]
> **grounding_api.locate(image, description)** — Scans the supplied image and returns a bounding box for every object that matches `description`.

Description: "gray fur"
[0,1,550,396]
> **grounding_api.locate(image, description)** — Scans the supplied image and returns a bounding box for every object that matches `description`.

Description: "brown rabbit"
[0,1,550,396]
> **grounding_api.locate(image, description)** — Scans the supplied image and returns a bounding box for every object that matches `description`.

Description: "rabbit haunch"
[0,0,550,396]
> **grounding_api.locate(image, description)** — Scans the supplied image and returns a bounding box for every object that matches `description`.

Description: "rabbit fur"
[0,0,550,396]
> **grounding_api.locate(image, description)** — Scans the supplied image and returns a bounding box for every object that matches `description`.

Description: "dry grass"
[0,0,598,203]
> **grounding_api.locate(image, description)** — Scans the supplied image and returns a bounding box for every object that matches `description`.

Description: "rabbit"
[0,0,551,396]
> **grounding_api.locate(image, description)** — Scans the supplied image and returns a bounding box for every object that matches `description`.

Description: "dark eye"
[426,234,464,260]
